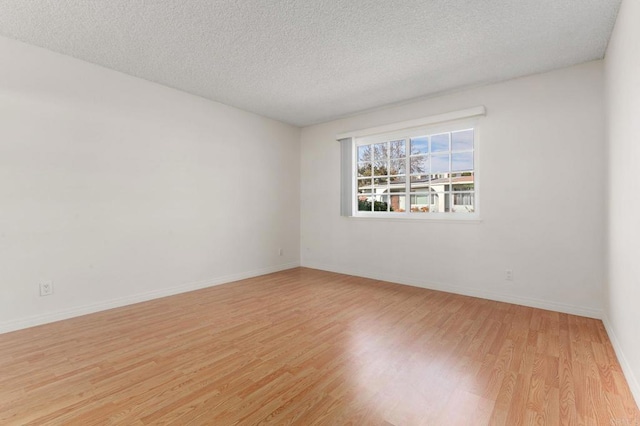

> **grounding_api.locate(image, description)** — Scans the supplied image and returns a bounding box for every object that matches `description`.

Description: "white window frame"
[339,106,484,221]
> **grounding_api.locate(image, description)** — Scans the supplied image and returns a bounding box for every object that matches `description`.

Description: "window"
[338,106,484,219]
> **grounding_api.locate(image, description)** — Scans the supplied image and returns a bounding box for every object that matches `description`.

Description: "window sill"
[347,214,482,223]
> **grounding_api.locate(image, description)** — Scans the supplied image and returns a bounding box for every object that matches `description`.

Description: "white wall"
[0,36,300,332]
[300,61,606,318]
[604,0,640,405]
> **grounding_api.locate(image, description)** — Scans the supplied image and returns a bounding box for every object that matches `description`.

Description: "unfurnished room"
[0,0,639,424]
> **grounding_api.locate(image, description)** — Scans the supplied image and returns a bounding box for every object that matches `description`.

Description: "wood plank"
[0,268,637,425]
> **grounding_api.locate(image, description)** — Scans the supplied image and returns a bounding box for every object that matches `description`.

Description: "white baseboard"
[602,314,640,409]
[0,262,300,335]
[301,261,602,319]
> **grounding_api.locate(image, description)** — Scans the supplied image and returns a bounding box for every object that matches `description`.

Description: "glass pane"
[373,143,388,161]
[410,194,431,213]
[452,152,473,172]
[357,162,372,177]
[389,175,406,185]
[427,174,450,193]
[390,194,406,212]
[390,140,405,158]
[373,194,390,212]
[373,177,388,187]
[357,145,372,162]
[452,171,474,192]
[357,195,373,211]
[452,129,474,151]
[425,192,448,212]
[374,160,388,176]
[358,178,372,193]
[431,133,450,152]
[410,155,428,174]
[453,183,474,192]
[410,136,428,155]
[389,159,406,175]
[410,175,430,192]
[431,154,450,173]
[451,171,474,181]
[451,192,475,213]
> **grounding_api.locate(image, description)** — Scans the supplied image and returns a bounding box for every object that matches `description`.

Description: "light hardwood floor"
[0,268,638,425]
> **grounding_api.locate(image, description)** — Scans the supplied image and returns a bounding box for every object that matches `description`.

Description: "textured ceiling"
[0,0,621,126]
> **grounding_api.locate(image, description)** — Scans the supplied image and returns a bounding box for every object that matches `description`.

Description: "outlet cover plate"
[39,281,53,296]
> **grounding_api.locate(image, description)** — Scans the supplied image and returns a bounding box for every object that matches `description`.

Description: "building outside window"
[355,125,476,217]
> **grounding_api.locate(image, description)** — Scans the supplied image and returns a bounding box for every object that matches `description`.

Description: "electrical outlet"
[278,248,284,256]
[39,281,53,296]
[505,269,513,281]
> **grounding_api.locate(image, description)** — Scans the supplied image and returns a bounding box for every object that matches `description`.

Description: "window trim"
[347,112,483,221]
[336,106,485,140]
